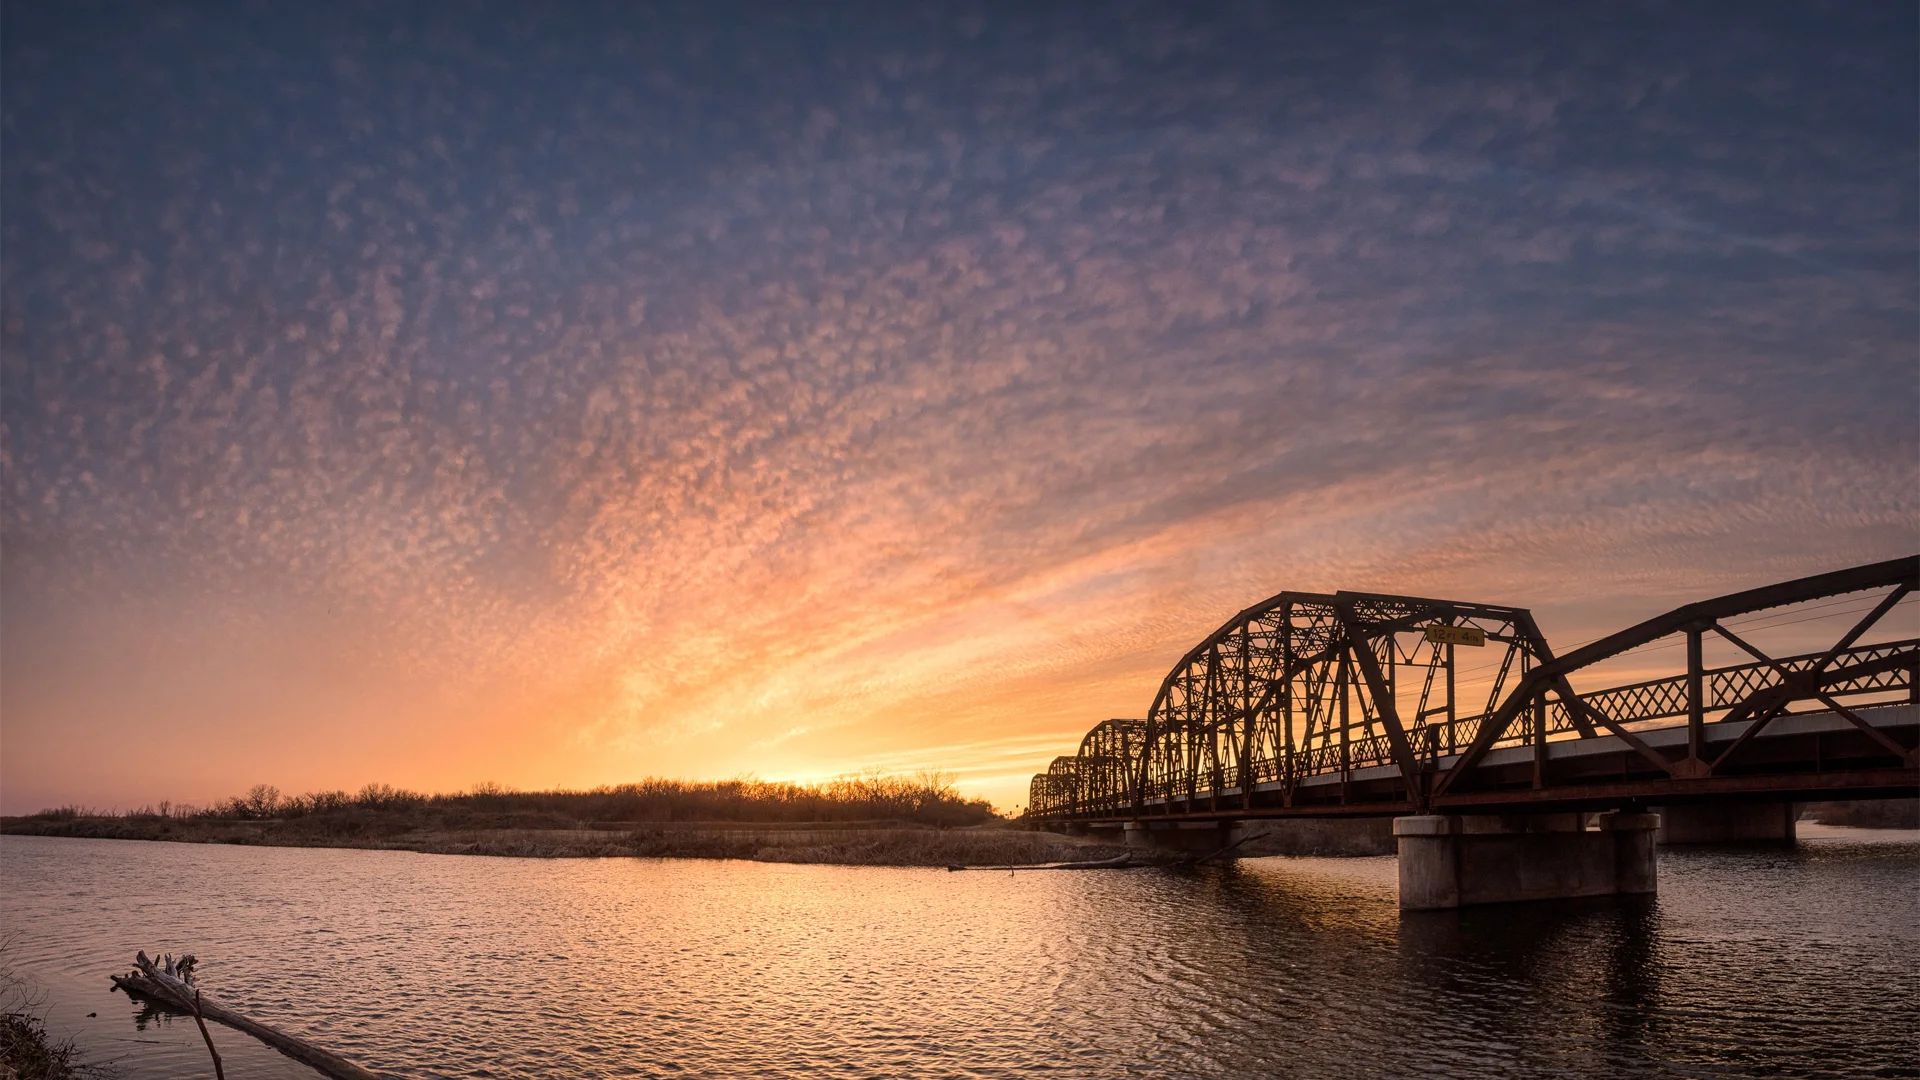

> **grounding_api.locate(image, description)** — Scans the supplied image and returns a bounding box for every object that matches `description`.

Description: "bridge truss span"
[1027,557,1919,822]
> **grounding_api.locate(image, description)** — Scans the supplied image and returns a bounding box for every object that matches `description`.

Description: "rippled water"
[3,827,1916,1079]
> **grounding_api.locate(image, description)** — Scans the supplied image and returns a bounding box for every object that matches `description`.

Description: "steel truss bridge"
[1028,557,1919,823]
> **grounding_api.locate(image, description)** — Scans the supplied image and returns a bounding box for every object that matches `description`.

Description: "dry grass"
[0,816,1122,867]
[0,1013,86,1080]
[1,937,90,1080]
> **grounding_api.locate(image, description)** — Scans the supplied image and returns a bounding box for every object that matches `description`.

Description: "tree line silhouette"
[24,770,1000,829]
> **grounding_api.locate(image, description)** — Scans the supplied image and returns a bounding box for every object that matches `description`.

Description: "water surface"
[3,827,1915,1078]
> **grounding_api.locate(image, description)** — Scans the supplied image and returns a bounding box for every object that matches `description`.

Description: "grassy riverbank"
[0,772,1128,866]
[0,1012,86,1080]
[0,815,1120,866]
[2,942,90,1080]
[0,772,1132,865]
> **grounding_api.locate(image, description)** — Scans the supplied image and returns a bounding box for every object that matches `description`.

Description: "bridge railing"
[1548,639,1915,732]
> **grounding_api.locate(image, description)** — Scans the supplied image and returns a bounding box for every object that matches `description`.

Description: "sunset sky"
[2,2,1915,815]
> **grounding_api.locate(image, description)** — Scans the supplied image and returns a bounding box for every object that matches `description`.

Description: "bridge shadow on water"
[1075,857,1673,1078]
[1093,837,1916,1079]
[1395,894,1665,1074]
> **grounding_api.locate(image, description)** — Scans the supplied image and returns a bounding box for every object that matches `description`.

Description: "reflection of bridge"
[1027,558,1918,909]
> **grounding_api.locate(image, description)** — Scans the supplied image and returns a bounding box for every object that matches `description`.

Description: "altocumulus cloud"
[2,1,1914,810]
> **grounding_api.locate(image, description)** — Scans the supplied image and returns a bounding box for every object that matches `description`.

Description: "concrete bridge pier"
[1123,820,1235,854]
[1395,812,1660,911]
[1655,802,1796,844]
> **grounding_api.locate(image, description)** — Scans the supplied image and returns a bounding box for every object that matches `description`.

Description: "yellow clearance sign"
[1424,624,1486,647]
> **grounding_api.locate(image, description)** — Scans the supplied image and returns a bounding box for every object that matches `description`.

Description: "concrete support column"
[1394,815,1461,911]
[1655,802,1797,844]
[1603,812,1661,895]
[1123,820,1233,854]
[1395,812,1661,911]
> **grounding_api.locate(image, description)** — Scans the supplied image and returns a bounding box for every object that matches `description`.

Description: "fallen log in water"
[945,852,1134,871]
[110,951,388,1080]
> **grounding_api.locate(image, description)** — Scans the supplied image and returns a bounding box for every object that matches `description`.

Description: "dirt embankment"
[1799,799,1920,829]
[0,816,1125,867]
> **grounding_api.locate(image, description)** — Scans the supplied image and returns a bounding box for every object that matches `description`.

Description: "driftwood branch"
[188,988,226,1080]
[110,950,387,1080]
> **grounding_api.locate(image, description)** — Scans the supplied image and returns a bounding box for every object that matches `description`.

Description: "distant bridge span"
[1026,557,1918,907]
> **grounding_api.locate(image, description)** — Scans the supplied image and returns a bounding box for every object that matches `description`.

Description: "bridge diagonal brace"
[1516,613,1597,738]
[1431,684,1530,798]
[1544,674,1602,739]
[1811,583,1912,672]
[1815,691,1915,762]
[1711,647,1920,772]
[1561,695,1685,777]
[1331,600,1426,807]
[1702,623,1808,770]
[1707,688,1794,773]
[1710,622,1794,678]
[1705,604,1913,770]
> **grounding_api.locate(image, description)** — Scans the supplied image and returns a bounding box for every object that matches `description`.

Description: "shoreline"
[16,808,1908,868]
[0,817,1126,867]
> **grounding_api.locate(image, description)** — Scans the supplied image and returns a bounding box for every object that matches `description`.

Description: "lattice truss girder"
[1027,559,1918,819]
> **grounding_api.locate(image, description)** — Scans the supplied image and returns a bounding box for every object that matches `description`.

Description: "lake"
[2,828,1916,1078]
